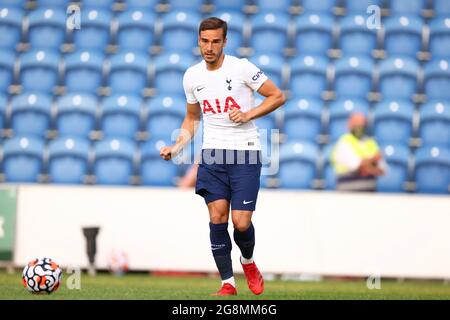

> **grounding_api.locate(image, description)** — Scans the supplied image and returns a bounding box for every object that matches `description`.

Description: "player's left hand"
[229,107,250,123]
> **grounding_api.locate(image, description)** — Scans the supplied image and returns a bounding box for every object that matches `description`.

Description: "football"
[22,258,62,294]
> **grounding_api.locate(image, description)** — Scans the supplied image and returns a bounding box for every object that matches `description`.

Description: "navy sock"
[233,223,255,260]
[209,222,233,280]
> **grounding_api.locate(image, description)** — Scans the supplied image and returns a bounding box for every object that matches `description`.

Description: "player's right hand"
[160,145,181,161]
[160,146,174,160]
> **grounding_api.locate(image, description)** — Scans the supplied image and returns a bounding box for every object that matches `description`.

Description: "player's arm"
[229,79,285,123]
[160,102,201,160]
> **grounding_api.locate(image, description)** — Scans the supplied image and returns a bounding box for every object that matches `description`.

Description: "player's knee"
[209,211,229,224]
[232,219,251,232]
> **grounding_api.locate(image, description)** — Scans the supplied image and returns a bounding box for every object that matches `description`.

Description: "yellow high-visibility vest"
[331,133,380,175]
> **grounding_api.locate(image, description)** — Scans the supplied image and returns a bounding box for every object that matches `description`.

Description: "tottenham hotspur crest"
[226,78,232,91]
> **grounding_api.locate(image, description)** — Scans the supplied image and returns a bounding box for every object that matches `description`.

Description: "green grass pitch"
[1,271,450,300]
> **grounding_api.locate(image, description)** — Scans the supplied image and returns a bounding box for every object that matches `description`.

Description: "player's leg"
[229,151,264,295]
[195,150,236,295]
[207,199,236,295]
[231,210,255,263]
[231,209,263,295]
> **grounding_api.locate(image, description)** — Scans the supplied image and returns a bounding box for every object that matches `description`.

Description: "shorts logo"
[243,200,254,205]
[252,70,264,81]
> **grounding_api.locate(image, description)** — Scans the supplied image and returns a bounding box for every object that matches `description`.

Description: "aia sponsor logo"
[202,96,241,114]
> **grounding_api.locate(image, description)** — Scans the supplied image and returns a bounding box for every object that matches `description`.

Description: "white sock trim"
[240,256,254,265]
[221,276,235,288]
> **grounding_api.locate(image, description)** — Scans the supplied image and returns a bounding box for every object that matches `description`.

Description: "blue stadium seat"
[345,0,383,14]
[0,50,14,92]
[145,95,185,140]
[290,54,328,97]
[48,137,90,184]
[378,57,419,100]
[278,140,319,189]
[0,94,7,131]
[65,51,104,94]
[254,0,292,12]
[140,138,179,186]
[0,7,23,50]
[117,10,156,53]
[161,11,201,53]
[283,98,322,142]
[334,55,374,99]
[56,94,98,138]
[302,0,337,12]
[212,0,247,12]
[27,8,66,50]
[376,144,410,192]
[20,50,60,93]
[37,0,71,8]
[433,0,450,16]
[254,112,278,133]
[94,138,136,185]
[322,144,336,190]
[414,146,450,194]
[73,8,111,52]
[373,100,414,145]
[419,101,450,146]
[109,51,149,95]
[11,93,52,138]
[295,13,334,55]
[389,0,426,15]
[250,13,290,54]
[167,0,205,11]
[383,15,423,58]
[0,0,26,9]
[216,11,245,56]
[126,0,160,10]
[100,94,142,139]
[429,17,450,58]
[251,96,279,133]
[81,0,116,9]
[153,52,195,94]
[249,54,284,88]
[423,59,450,100]
[3,136,44,182]
[339,14,378,56]
[328,98,369,142]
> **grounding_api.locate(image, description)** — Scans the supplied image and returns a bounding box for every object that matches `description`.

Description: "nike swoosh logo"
[197,86,205,92]
[243,200,254,205]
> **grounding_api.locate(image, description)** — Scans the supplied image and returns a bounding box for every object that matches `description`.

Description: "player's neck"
[205,53,225,71]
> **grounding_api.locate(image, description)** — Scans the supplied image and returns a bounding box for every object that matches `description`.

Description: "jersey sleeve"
[242,58,269,92]
[183,69,198,104]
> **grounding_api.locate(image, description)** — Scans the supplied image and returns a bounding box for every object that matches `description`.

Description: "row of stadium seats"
[1,1,448,194]
[1,135,449,194]
[2,7,450,57]
[267,140,450,194]
[1,93,449,147]
[2,0,450,16]
[2,49,450,100]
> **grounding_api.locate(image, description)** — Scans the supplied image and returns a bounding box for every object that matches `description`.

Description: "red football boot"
[211,283,237,296]
[241,261,264,295]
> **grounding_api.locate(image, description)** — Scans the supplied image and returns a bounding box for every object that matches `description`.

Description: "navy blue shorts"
[195,149,262,211]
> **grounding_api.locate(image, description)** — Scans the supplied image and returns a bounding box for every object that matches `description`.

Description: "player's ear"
[223,36,227,48]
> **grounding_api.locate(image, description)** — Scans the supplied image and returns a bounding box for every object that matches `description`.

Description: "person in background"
[331,112,386,192]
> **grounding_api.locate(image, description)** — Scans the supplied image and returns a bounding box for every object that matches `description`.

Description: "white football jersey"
[183,55,268,150]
